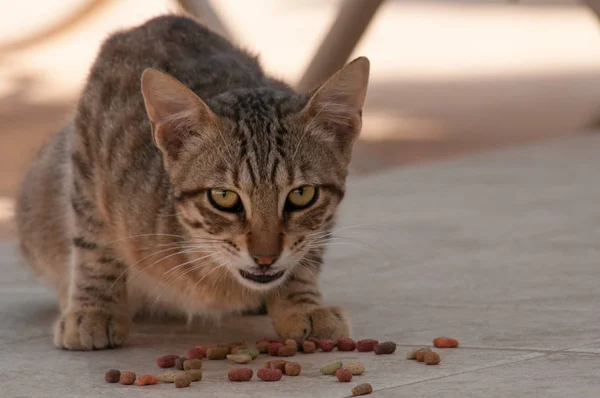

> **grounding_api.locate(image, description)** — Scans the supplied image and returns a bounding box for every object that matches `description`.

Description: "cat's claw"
[272,306,350,341]
[53,308,131,350]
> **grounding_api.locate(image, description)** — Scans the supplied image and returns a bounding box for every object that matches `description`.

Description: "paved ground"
[2,133,599,397]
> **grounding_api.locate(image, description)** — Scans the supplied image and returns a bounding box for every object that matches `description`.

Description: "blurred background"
[1,0,600,238]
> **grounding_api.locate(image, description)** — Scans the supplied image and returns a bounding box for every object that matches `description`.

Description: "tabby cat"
[16,15,369,350]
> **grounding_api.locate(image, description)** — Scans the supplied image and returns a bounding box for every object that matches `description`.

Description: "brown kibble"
[344,362,366,375]
[267,342,284,356]
[183,359,203,370]
[136,375,158,386]
[156,354,179,368]
[174,374,191,388]
[264,360,287,372]
[336,368,353,382]
[185,369,203,382]
[228,368,254,381]
[104,369,120,383]
[424,351,441,365]
[302,340,317,353]
[256,341,270,353]
[207,346,229,360]
[415,348,432,362]
[277,344,297,357]
[119,371,136,385]
[337,337,356,352]
[433,336,459,348]
[356,339,379,352]
[352,383,373,396]
[175,356,187,370]
[373,341,397,355]
[257,368,283,381]
[227,354,253,364]
[283,361,301,376]
[187,348,206,360]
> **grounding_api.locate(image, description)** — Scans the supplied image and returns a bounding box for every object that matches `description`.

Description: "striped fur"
[16,15,369,350]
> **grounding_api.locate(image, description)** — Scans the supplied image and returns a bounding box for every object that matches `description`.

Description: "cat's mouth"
[239,269,285,284]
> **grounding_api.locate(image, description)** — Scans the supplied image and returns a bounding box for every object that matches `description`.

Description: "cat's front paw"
[272,306,350,341]
[53,307,131,350]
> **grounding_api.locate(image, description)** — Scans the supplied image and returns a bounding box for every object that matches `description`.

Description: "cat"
[16,15,370,350]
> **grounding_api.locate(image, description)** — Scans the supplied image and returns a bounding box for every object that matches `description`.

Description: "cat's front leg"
[53,235,132,350]
[267,265,350,341]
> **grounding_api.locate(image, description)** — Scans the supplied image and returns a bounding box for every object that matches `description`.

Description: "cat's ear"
[301,57,370,152]
[141,68,218,160]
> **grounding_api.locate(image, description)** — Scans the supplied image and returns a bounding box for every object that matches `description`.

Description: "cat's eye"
[208,189,242,212]
[285,185,318,211]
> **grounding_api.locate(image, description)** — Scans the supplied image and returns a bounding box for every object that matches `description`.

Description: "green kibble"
[320,360,343,375]
[236,349,259,360]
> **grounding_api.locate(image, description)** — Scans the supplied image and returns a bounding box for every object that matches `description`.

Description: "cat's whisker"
[151,255,218,302]
[163,253,215,275]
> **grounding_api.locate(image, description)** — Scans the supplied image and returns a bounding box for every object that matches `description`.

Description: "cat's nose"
[252,255,279,269]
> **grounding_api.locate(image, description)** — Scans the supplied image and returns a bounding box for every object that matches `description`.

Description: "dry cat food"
[344,362,366,375]
[175,356,187,370]
[227,354,253,364]
[337,337,356,352]
[104,369,120,383]
[185,369,203,382]
[156,354,180,368]
[187,348,206,360]
[433,337,459,348]
[320,360,343,375]
[415,348,432,362]
[257,368,283,382]
[264,360,288,372]
[228,368,254,382]
[283,361,302,376]
[183,359,202,370]
[256,341,270,353]
[236,348,259,360]
[424,351,441,365]
[277,345,297,357]
[302,340,317,353]
[356,339,378,352]
[336,368,353,382]
[374,341,397,355]
[156,371,177,383]
[317,339,335,352]
[119,371,136,385]
[174,374,192,388]
[207,346,229,360]
[405,348,420,360]
[268,342,284,356]
[352,382,374,396]
[194,346,209,355]
[136,375,159,386]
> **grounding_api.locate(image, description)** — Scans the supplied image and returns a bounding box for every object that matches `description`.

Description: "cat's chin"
[235,269,287,290]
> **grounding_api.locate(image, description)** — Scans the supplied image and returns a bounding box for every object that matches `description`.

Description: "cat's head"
[141,57,369,290]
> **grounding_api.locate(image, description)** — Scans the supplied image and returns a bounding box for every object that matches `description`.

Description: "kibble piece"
[433,337,459,348]
[415,348,432,362]
[424,351,441,365]
[302,340,317,353]
[277,345,297,357]
[337,337,356,352]
[352,383,374,396]
[267,342,284,356]
[228,368,254,382]
[256,341,270,353]
[356,339,379,352]
[283,361,301,376]
[206,346,229,360]
[194,345,209,355]
[216,344,233,354]
[174,374,192,388]
[320,360,343,375]
[119,371,136,385]
[136,375,159,386]
[156,354,180,368]
[257,368,283,381]
[187,348,206,360]
[183,359,203,370]
[185,369,203,382]
[227,354,253,364]
[405,348,420,360]
[157,371,177,383]
[318,339,335,352]
[344,362,366,376]
[373,341,397,355]
[236,349,259,360]
[226,341,246,349]
[285,339,297,347]
[264,360,288,372]
[336,368,353,382]
[104,369,120,383]
[175,356,187,370]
